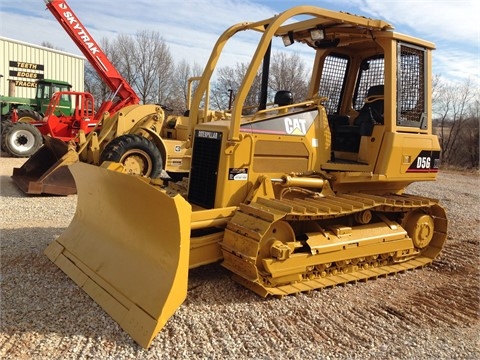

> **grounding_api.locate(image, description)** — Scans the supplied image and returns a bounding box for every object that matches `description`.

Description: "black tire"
[16,109,43,123]
[100,134,163,178]
[167,171,189,182]
[0,120,12,152]
[2,122,43,157]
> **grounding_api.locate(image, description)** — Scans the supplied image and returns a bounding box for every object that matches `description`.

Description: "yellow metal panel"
[45,162,192,348]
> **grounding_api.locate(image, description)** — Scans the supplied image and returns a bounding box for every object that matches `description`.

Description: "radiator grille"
[187,130,222,209]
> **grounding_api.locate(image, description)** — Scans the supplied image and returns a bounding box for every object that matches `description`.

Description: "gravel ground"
[1,155,479,359]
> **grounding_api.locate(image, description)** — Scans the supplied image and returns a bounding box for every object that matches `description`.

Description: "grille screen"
[187,130,222,209]
[318,54,349,115]
[354,57,385,110]
[397,43,427,128]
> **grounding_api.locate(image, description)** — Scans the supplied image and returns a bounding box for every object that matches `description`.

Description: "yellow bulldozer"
[45,6,448,348]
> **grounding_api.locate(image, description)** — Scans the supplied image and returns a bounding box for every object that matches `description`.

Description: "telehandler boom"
[45,6,447,348]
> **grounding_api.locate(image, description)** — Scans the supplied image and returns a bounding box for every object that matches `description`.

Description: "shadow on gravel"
[0,175,25,198]
[0,174,69,199]
[0,227,263,348]
[0,227,130,345]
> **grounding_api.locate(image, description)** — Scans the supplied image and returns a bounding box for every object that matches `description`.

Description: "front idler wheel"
[404,210,435,249]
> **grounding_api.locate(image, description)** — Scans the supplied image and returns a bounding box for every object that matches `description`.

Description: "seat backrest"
[352,85,384,136]
[366,85,384,99]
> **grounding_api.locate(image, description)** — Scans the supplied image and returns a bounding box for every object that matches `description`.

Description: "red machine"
[45,0,140,113]
[11,0,158,195]
[41,91,96,141]
[41,0,142,132]
[4,0,140,158]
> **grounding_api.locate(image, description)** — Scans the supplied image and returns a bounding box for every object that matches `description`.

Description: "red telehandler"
[11,0,166,195]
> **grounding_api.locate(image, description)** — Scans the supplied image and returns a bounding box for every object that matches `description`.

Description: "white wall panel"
[1,36,85,99]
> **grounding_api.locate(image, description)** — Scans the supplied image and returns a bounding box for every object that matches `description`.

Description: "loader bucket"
[45,162,192,348]
[11,136,78,195]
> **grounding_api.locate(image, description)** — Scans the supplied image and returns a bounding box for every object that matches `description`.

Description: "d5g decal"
[407,150,441,173]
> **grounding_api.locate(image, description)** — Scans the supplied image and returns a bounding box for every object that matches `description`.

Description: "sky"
[1,0,479,85]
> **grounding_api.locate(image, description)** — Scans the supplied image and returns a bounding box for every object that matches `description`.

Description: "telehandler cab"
[45,6,447,348]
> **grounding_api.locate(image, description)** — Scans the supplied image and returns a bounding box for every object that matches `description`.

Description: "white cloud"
[1,0,478,84]
[355,0,479,83]
[435,48,480,83]
[0,0,276,68]
[359,0,478,43]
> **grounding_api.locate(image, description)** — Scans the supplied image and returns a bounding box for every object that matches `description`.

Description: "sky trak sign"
[57,2,101,56]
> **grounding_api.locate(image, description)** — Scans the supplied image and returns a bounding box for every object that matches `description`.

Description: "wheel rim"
[404,210,435,249]
[119,149,153,176]
[258,221,296,271]
[8,129,36,153]
[17,116,37,124]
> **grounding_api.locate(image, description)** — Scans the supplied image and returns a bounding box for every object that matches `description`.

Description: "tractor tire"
[16,109,43,123]
[2,122,43,157]
[100,134,163,178]
[0,120,12,152]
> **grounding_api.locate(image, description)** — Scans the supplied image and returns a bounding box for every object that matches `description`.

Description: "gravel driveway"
[1,156,479,359]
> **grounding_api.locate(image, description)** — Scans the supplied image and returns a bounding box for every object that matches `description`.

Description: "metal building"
[0,36,85,98]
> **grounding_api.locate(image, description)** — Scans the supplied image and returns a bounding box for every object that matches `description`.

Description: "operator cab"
[36,79,73,116]
[312,38,433,174]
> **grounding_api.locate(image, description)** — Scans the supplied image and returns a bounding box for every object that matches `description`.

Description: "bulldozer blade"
[44,162,192,348]
[11,136,78,195]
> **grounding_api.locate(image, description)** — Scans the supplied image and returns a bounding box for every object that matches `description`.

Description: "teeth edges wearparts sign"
[8,61,45,87]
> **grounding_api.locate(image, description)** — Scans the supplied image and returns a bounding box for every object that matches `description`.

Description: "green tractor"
[1,79,73,156]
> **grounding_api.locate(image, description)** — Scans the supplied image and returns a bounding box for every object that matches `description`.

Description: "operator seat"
[331,85,384,152]
[353,85,384,136]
